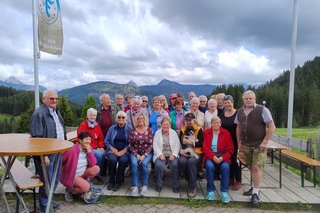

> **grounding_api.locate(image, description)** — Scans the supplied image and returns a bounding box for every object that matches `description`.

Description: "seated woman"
[104,111,132,191]
[202,116,234,203]
[60,131,100,204]
[77,108,105,183]
[128,113,153,196]
[153,117,181,193]
[179,113,203,198]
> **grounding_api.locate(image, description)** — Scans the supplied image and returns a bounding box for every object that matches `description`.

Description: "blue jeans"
[33,154,62,208]
[205,159,230,192]
[93,149,106,175]
[130,153,153,187]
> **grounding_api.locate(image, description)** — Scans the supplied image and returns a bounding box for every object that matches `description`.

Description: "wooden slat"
[0,159,43,190]
[282,150,320,166]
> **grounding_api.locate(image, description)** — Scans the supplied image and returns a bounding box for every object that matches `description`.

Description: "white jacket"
[153,128,181,162]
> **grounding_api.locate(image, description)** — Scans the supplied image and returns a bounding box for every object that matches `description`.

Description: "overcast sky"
[0,0,319,90]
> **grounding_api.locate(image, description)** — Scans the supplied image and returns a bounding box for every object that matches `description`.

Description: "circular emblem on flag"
[38,0,61,25]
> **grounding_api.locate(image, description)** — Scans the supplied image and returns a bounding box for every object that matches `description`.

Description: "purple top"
[129,127,153,156]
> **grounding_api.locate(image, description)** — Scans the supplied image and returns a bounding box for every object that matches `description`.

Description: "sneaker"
[140,185,148,196]
[130,186,139,197]
[83,190,99,204]
[243,187,253,196]
[251,193,260,206]
[92,187,103,196]
[64,188,73,202]
[52,202,62,210]
[207,191,215,201]
[221,192,231,203]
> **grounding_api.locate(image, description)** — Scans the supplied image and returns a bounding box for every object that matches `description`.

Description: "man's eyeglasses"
[118,116,125,119]
[48,97,59,101]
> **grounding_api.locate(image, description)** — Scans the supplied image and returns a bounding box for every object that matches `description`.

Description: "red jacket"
[77,120,104,149]
[202,127,234,165]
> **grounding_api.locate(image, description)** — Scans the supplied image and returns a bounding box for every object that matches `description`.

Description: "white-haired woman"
[104,111,132,191]
[205,99,218,129]
[187,97,205,128]
[153,117,181,193]
[126,95,149,127]
[77,108,105,183]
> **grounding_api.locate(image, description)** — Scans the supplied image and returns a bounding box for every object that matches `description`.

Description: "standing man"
[235,90,275,206]
[30,89,66,212]
[115,94,125,114]
[198,95,208,114]
[216,93,225,116]
[97,93,116,136]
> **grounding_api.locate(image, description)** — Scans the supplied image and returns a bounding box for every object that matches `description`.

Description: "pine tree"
[57,95,74,127]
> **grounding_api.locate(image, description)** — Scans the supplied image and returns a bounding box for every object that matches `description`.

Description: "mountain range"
[0,76,46,92]
[58,79,217,105]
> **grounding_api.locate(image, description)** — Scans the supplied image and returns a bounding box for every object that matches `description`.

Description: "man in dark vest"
[234,90,275,206]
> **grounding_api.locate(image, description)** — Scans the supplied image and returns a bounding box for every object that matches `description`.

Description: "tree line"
[211,56,320,128]
[1,56,320,132]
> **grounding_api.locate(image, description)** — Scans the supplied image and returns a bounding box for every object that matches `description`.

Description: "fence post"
[317,129,320,182]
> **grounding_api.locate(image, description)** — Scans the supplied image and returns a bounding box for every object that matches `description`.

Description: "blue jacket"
[30,104,66,139]
[104,123,132,155]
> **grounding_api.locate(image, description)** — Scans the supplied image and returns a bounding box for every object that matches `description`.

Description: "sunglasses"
[142,100,148,102]
[49,97,59,101]
[118,116,125,119]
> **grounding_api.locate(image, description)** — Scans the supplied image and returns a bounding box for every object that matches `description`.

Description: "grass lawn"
[276,127,319,141]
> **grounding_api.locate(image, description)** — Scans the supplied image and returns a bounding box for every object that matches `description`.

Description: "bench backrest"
[272,135,308,151]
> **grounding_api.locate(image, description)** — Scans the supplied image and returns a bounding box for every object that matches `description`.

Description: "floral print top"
[129,127,153,156]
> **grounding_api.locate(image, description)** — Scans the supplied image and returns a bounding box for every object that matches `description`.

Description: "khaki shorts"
[242,144,267,167]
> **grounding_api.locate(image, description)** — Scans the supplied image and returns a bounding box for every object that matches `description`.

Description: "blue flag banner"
[37,0,63,55]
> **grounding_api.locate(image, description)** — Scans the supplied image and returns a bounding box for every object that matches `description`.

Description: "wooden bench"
[0,158,43,213]
[282,149,320,187]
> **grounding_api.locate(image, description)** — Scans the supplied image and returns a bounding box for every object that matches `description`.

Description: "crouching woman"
[60,131,100,203]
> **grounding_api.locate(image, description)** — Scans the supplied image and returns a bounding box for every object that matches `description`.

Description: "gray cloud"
[0,0,319,90]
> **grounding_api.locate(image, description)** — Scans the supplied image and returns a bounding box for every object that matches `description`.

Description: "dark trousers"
[155,158,179,190]
[179,156,199,190]
[107,153,129,184]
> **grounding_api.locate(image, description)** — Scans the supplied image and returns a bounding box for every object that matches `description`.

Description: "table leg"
[279,150,282,188]
[40,154,61,213]
[1,156,13,213]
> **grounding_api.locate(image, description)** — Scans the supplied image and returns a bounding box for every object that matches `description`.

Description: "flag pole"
[287,0,299,138]
[32,0,40,109]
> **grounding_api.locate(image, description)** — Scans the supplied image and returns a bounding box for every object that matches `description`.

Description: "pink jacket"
[60,143,97,188]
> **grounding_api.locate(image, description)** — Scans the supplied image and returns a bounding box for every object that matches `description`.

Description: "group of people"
[30,89,275,211]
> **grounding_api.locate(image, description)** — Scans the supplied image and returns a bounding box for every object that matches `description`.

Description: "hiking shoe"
[251,193,260,206]
[130,186,139,197]
[140,185,148,196]
[221,192,231,203]
[83,190,99,204]
[243,187,253,196]
[64,188,73,202]
[207,191,215,201]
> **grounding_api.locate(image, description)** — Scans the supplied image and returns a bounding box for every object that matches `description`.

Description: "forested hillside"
[211,56,320,128]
